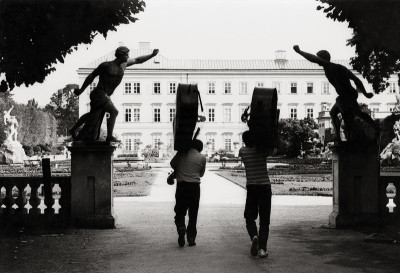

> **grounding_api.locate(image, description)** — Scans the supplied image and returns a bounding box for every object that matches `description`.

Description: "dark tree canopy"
[44,84,79,136]
[0,92,57,146]
[317,0,400,93]
[0,0,145,92]
[277,118,319,157]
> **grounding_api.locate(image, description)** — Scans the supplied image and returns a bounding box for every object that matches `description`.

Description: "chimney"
[139,42,150,49]
[275,50,286,61]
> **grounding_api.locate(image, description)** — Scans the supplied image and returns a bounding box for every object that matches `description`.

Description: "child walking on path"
[239,131,272,258]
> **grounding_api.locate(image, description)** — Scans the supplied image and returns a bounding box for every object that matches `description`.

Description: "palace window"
[133,82,141,94]
[207,137,215,151]
[169,108,176,122]
[124,83,132,94]
[208,108,215,122]
[240,82,248,94]
[273,81,281,94]
[290,82,297,94]
[306,108,314,119]
[125,108,131,122]
[290,108,297,119]
[389,82,397,94]
[223,107,232,122]
[208,82,215,94]
[153,138,161,150]
[224,82,231,94]
[153,82,161,94]
[322,82,330,94]
[133,138,140,151]
[223,135,232,152]
[307,82,314,94]
[133,108,140,122]
[169,82,177,94]
[125,139,132,151]
[153,107,161,122]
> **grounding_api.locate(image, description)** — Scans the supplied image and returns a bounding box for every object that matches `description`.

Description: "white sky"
[10,0,355,106]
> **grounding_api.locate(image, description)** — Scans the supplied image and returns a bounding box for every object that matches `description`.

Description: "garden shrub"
[33,145,41,154]
[23,145,34,157]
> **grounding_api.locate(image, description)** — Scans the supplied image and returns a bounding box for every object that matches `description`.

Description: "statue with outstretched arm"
[293,45,378,142]
[70,47,159,141]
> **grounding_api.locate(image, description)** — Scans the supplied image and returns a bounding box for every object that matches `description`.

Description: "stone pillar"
[67,142,116,228]
[328,142,380,228]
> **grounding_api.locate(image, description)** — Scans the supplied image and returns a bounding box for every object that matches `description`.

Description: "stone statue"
[69,46,159,142]
[380,120,400,163]
[0,105,27,164]
[293,45,379,143]
[3,106,19,142]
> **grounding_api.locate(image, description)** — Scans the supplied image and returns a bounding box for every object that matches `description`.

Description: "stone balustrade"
[0,159,71,230]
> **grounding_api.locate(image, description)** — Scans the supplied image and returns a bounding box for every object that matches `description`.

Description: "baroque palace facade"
[77,43,398,156]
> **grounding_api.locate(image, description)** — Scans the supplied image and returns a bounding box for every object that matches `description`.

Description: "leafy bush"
[0,93,57,147]
[57,146,65,151]
[22,145,34,157]
[39,144,51,152]
[277,118,319,157]
[33,145,41,154]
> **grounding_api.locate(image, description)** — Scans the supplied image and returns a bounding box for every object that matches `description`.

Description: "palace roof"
[82,48,352,71]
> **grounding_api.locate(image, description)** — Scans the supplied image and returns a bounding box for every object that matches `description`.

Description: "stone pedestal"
[328,142,380,228]
[0,139,27,164]
[67,142,116,228]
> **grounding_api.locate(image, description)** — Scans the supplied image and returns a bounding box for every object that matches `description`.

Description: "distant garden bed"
[217,158,400,196]
[113,168,158,197]
[216,170,333,196]
[220,162,332,175]
[0,163,157,197]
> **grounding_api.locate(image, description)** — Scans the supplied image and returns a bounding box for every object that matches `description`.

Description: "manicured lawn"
[113,168,158,197]
[215,170,332,196]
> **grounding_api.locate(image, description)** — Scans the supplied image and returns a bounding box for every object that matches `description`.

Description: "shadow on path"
[1,169,399,272]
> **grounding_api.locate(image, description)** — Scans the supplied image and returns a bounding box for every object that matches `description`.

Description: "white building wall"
[77,61,399,155]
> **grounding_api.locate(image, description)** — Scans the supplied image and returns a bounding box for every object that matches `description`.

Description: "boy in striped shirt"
[239,130,272,258]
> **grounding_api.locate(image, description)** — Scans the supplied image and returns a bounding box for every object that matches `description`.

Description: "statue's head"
[115,46,130,59]
[317,50,331,62]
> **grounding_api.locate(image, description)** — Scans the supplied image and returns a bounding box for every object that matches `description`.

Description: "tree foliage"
[44,84,79,136]
[278,118,319,157]
[0,0,146,92]
[317,0,400,93]
[379,113,399,151]
[0,92,57,147]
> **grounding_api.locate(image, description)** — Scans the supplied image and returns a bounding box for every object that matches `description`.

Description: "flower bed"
[0,163,157,197]
[220,163,332,175]
[215,169,333,196]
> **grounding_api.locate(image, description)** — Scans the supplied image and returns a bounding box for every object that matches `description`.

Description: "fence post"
[42,158,53,231]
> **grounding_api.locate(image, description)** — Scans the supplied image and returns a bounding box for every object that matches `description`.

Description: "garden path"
[123,166,332,206]
[3,165,400,273]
